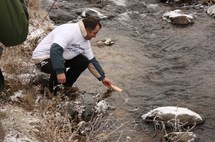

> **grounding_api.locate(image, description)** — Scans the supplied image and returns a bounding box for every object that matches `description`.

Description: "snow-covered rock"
[162,9,194,25]
[141,106,204,125]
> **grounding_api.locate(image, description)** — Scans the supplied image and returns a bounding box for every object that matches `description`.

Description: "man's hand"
[102,77,112,88]
[102,77,123,92]
[57,73,66,84]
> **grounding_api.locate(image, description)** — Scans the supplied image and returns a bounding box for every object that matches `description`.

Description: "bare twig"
[43,0,57,22]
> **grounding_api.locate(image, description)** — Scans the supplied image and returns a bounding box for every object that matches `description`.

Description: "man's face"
[85,24,100,40]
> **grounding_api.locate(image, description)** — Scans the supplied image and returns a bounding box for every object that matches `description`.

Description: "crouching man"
[32,16,112,96]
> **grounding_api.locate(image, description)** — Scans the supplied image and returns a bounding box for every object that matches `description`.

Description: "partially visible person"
[0,0,29,141]
[32,16,113,96]
[0,0,29,92]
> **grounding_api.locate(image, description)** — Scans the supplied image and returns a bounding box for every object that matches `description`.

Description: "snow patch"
[109,0,127,6]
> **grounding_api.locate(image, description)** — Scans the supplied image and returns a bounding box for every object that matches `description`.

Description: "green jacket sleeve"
[0,0,29,46]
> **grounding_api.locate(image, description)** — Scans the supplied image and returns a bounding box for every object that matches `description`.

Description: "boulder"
[207,5,215,17]
[141,106,205,126]
[162,9,194,25]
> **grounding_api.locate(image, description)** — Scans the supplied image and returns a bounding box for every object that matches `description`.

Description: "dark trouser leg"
[64,54,90,87]
[39,59,58,94]
[39,55,89,93]
[49,72,58,94]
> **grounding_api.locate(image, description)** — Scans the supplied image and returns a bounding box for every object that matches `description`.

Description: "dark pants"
[38,54,90,93]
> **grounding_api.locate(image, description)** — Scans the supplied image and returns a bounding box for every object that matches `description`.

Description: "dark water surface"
[44,0,215,141]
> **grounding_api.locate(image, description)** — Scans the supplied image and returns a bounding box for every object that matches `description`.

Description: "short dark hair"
[82,16,102,31]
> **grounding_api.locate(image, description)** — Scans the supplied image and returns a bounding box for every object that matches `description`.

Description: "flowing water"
[43,0,215,141]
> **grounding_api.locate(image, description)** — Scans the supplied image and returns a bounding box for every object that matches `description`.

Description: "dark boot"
[62,85,80,100]
[63,85,79,95]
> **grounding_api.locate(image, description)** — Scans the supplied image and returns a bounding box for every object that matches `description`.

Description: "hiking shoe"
[63,86,79,95]
[46,89,54,99]
[61,86,79,100]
